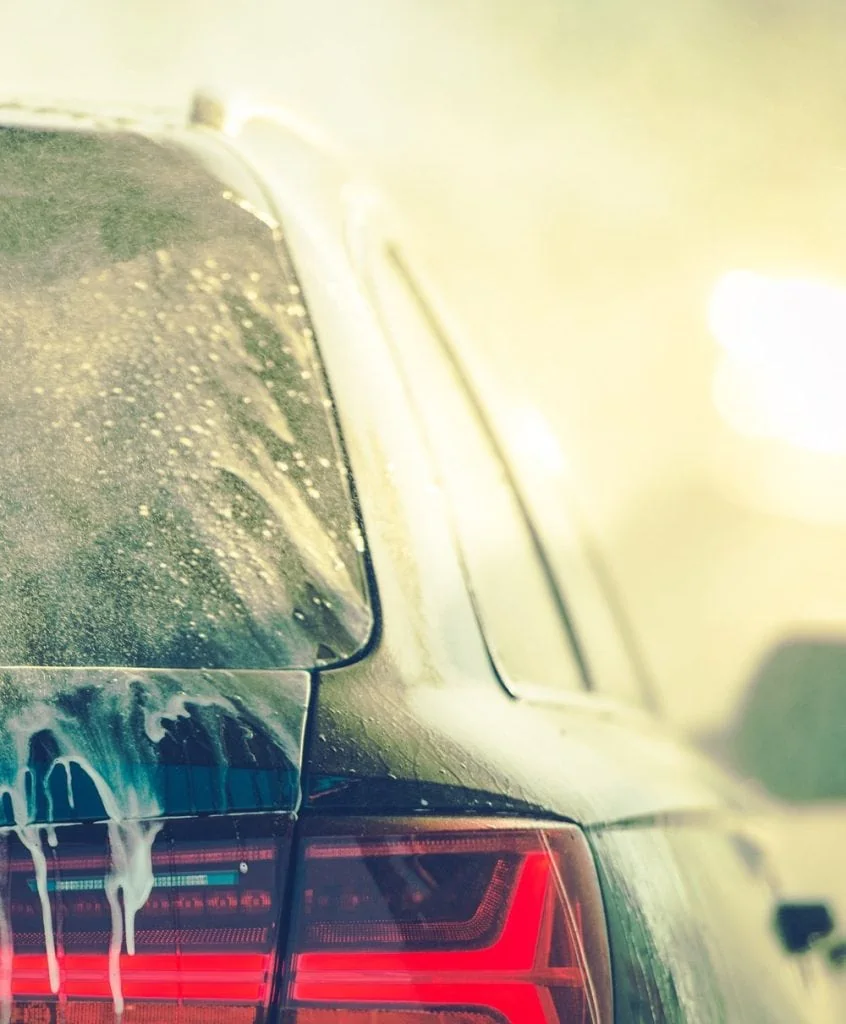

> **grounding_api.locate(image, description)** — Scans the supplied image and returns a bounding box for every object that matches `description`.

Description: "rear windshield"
[0,127,371,670]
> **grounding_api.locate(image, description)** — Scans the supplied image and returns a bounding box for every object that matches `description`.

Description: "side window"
[366,242,587,696]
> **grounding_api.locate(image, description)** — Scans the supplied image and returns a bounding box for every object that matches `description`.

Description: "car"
[701,637,846,993]
[0,92,836,1024]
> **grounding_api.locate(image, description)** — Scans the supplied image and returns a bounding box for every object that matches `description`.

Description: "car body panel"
[592,823,826,1023]
[306,647,749,827]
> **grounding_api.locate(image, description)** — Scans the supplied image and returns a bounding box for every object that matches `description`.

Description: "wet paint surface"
[591,824,823,1023]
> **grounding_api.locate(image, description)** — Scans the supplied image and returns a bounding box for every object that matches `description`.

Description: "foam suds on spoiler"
[0,667,307,1020]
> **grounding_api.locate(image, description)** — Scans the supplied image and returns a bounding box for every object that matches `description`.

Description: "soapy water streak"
[0,668,305,1020]
[0,761,159,1017]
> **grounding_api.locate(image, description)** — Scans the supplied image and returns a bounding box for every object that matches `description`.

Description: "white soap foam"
[0,668,304,1021]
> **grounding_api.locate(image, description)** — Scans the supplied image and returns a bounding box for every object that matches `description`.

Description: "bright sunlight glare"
[709,270,846,454]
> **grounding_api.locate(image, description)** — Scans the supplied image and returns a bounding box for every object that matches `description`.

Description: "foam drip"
[0,667,307,1021]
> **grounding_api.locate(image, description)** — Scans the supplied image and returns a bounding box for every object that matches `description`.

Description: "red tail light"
[1,816,609,1024]
[282,819,612,1024]
[2,814,291,1023]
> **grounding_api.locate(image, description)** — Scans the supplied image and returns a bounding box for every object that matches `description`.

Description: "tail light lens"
[2,814,291,1023]
[0,816,609,1024]
[282,819,612,1024]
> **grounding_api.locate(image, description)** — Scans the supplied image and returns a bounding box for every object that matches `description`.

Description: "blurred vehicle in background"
[702,638,846,977]
[0,91,839,1022]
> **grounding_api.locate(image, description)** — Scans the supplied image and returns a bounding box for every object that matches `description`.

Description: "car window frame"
[345,196,654,711]
[357,226,593,697]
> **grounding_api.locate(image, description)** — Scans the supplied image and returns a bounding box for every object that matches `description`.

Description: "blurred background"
[3,0,846,860]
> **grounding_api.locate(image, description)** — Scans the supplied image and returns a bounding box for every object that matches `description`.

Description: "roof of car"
[0,90,357,224]
[0,97,183,132]
[0,90,338,150]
